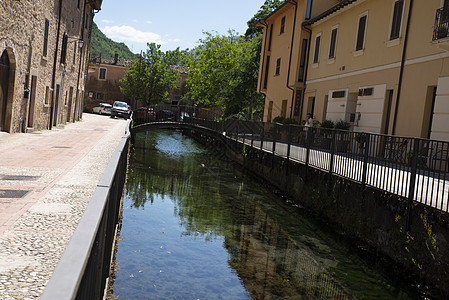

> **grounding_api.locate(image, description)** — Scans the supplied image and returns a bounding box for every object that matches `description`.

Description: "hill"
[90,22,139,60]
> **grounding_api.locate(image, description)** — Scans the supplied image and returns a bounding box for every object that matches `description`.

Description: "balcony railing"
[433,8,449,40]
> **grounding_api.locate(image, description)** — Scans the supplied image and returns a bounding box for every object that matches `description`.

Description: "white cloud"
[100,25,166,45]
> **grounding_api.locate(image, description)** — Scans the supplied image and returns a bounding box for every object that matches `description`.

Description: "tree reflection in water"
[120,130,421,299]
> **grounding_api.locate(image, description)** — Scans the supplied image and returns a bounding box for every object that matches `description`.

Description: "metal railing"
[41,122,131,300]
[132,108,449,214]
[433,7,449,40]
[225,122,449,214]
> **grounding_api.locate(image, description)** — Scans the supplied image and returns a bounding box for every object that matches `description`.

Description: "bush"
[320,119,335,129]
[283,118,299,125]
[272,116,299,125]
[273,116,285,124]
[335,120,351,130]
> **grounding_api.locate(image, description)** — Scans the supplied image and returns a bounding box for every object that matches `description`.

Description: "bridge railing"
[225,121,449,213]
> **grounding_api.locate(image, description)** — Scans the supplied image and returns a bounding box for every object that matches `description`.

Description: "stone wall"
[0,0,97,133]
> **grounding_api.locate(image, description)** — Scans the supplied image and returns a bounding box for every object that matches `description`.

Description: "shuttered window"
[329,27,338,59]
[390,0,404,40]
[43,19,49,57]
[313,35,321,63]
[356,15,367,51]
[298,39,308,82]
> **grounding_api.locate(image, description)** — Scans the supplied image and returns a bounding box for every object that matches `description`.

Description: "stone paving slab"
[0,114,128,299]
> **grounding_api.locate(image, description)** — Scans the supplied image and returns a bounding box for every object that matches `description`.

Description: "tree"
[245,0,284,37]
[120,43,179,106]
[184,31,241,110]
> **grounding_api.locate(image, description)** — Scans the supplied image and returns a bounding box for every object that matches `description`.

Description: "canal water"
[112,129,423,299]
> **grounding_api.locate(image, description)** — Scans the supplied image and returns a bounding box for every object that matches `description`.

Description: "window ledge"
[327,58,335,64]
[353,49,364,56]
[312,63,319,68]
[387,38,401,47]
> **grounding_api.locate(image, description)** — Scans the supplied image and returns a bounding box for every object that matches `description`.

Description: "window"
[332,90,346,98]
[85,12,89,29]
[77,0,80,9]
[358,87,374,96]
[263,56,270,89]
[390,0,404,40]
[293,90,302,116]
[99,68,107,80]
[313,34,321,64]
[275,58,281,75]
[280,16,285,34]
[96,92,104,100]
[329,27,338,59]
[44,86,50,105]
[73,42,77,64]
[356,14,367,51]
[60,33,68,64]
[268,24,273,51]
[43,19,49,57]
[298,39,308,82]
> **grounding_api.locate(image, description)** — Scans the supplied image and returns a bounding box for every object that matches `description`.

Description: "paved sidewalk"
[0,114,128,299]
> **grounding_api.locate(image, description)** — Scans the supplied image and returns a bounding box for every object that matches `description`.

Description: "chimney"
[114,53,118,64]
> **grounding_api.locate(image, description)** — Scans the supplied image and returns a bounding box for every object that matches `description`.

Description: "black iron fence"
[433,7,449,40]
[132,108,449,213]
[225,122,449,213]
[41,123,131,300]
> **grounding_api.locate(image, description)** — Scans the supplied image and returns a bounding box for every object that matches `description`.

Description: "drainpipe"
[391,0,414,135]
[299,24,312,123]
[287,0,298,119]
[74,0,88,122]
[49,0,63,130]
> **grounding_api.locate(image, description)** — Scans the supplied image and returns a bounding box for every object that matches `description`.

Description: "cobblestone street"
[0,114,128,299]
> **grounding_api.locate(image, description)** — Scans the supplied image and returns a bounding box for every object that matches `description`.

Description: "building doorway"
[0,50,10,132]
[53,84,60,126]
[67,86,73,122]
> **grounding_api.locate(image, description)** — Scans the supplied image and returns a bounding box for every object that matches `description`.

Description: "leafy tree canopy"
[245,0,284,37]
[120,43,179,105]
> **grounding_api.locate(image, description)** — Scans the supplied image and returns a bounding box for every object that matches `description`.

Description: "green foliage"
[273,116,298,125]
[335,120,351,130]
[90,22,139,60]
[245,0,284,37]
[185,31,265,120]
[120,43,179,105]
[320,119,335,129]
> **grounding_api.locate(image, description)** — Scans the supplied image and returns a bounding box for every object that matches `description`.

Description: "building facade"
[84,58,190,111]
[258,0,449,141]
[0,0,101,133]
[84,55,131,112]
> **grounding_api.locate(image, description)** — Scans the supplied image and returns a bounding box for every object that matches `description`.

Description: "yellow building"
[259,0,449,141]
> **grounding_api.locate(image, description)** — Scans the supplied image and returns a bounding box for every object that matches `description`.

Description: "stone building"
[0,0,102,133]
[84,57,189,111]
[84,55,132,113]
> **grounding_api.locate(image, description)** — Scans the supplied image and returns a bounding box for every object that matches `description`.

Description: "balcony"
[433,8,449,41]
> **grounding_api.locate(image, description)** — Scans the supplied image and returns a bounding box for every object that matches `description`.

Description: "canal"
[111,129,424,299]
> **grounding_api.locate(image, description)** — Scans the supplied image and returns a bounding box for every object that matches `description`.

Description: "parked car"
[156,110,174,121]
[92,103,112,115]
[111,101,131,119]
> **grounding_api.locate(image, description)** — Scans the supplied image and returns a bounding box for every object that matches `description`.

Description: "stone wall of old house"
[0,0,98,133]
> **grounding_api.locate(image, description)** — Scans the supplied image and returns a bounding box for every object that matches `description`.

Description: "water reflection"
[115,130,420,299]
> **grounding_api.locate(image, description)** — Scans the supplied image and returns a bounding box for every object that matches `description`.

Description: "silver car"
[92,103,112,115]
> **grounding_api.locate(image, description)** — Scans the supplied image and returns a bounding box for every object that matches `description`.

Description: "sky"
[95,0,266,53]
